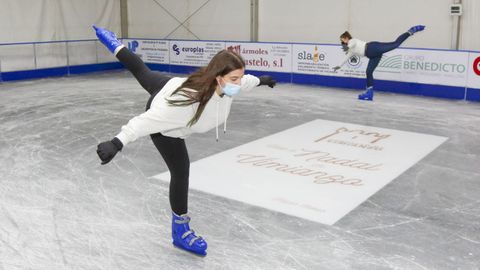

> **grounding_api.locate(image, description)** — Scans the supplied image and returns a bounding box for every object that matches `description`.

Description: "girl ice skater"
[93,26,276,256]
[333,25,425,101]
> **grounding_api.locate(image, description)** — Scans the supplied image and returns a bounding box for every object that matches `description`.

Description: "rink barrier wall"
[0,39,121,81]
[291,74,467,100]
[466,88,480,101]
[0,39,479,102]
[0,63,123,81]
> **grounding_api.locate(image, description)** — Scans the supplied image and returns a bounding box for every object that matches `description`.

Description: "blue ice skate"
[408,25,426,35]
[92,25,123,54]
[172,213,208,256]
[358,87,374,101]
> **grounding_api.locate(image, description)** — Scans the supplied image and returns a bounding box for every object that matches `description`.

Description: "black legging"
[364,32,411,88]
[116,47,190,215]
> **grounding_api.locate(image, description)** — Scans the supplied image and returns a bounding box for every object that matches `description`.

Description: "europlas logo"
[172,44,205,56]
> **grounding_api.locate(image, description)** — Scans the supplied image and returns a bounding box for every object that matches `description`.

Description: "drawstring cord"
[215,97,231,142]
[224,98,229,134]
[215,99,219,142]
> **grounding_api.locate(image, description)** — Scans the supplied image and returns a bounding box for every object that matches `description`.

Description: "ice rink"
[1,70,479,269]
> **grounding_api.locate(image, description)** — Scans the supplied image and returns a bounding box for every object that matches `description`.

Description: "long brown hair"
[167,50,245,126]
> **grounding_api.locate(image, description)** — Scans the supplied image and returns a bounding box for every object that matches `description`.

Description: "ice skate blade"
[358,96,373,101]
[172,242,207,257]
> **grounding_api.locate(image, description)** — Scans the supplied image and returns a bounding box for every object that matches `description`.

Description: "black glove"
[341,43,348,53]
[258,75,277,88]
[96,137,123,165]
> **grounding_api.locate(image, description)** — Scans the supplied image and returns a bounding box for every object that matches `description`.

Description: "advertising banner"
[292,44,470,87]
[117,38,476,99]
[123,39,169,64]
[467,52,480,89]
[375,49,469,87]
[169,40,225,67]
[292,44,361,77]
[226,42,292,73]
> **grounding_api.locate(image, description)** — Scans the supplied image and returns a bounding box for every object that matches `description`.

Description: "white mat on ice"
[153,119,447,225]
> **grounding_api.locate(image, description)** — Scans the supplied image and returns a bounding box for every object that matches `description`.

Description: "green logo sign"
[379,55,402,69]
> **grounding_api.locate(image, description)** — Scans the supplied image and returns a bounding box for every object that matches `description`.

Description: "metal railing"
[0,39,117,74]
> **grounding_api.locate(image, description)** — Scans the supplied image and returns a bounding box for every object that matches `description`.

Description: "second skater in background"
[333,25,425,101]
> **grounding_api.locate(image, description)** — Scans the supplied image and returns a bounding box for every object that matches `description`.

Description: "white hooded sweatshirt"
[339,38,367,67]
[116,75,260,146]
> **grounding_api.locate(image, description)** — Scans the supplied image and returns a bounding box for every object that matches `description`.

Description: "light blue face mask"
[221,82,241,97]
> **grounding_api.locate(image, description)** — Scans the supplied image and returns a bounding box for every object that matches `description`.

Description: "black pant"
[116,47,190,215]
[364,32,410,88]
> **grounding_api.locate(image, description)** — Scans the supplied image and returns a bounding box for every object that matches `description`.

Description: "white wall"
[127,0,251,41]
[259,0,455,49]
[0,0,477,50]
[460,0,480,51]
[127,0,479,50]
[0,0,120,43]
[259,0,349,44]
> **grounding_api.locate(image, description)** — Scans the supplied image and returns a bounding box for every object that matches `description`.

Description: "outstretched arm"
[333,51,353,72]
[240,74,276,92]
[96,105,191,165]
[258,75,277,88]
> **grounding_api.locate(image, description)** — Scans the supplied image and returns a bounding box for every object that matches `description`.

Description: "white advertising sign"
[117,38,474,90]
[153,119,447,225]
[375,49,469,87]
[123,39,169,64]
[226,42,292,72]
[292,44,365,77]
[169,40,225,67]
[467,52,480,89]
[293,44,470,87]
